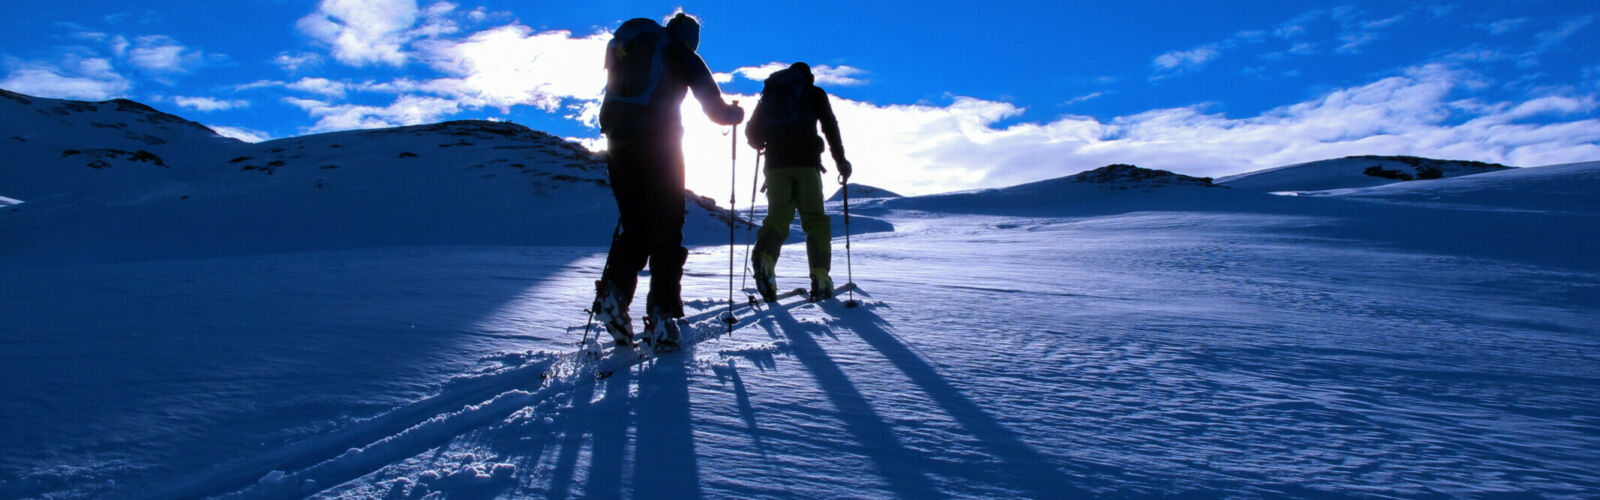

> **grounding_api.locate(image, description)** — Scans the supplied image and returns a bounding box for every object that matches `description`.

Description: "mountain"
[1315,160,1599,214]
[4,88,1597,499]
[0,89,744,263]
[1216,155,1515,193]
[887,163,1276,216]
[827,183,902,202]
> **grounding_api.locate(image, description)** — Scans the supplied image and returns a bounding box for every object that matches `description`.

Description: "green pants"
[754,166,831,282]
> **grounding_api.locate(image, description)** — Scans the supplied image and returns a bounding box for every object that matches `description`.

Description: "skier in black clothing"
[745,62,852,302]
[593,12,744,349]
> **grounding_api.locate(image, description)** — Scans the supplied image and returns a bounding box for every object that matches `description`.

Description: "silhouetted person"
[592,12,744,349]
[745,62,852,302]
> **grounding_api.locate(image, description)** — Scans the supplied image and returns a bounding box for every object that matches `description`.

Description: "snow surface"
[2,91,1598,498]
[1216,155,1515,193]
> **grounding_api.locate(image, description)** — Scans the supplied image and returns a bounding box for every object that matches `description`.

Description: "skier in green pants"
[744,62,853,302]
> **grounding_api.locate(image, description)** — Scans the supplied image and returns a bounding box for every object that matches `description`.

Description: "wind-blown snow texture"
[2,90,1597,498]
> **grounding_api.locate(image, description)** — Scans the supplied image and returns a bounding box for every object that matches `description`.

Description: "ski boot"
[592,280,632,346]
[641,304,681,353]
[809,273,835,302]
[752,254,778,303]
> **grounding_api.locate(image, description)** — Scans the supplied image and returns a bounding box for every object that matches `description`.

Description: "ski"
[566,283,864,380]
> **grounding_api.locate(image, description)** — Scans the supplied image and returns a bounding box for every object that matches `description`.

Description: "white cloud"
[734,62,787,82]
[274,52,324,73]
[1153,46,1220,70]
[411,1,461,38]
[285,94,462,132]
[1335,32,1380,54]
[1063,92,1103,106]
[814,65,868,86]
[412,25,608,111]
[1535,15,1594,50]
[733,62,868,86]
[126,35,204,73]
[173,96,249,112]
[1482,18,1529,35]
[209,125,271,143]
[287,77,349,98]
[297,0,421,67]
[1275,9,1324,38]
[235,79,286,91]
[1504,95,1598,120]
[1359,14,1405,30]
[0,55,130,100]
[669,63,1600,198]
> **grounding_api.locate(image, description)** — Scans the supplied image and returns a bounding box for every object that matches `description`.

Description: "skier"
[745,62,853,303]
[592,12,745,349]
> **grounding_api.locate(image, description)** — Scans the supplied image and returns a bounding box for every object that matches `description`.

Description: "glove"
[837,159,853,182]
[727,104,746,125]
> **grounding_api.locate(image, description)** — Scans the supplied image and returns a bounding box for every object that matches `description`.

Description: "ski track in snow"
[7,205,1593,498]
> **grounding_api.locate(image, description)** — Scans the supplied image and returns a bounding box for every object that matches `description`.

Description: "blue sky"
[3,0,1598,197]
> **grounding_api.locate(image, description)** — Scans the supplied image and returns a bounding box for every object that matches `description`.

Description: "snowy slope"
[0,89,746,264]
[1316,160,1600,214]
[888,163,1288,217]
[827,183,902,202]
[1,88,244,203]
[2,88,1597,498]
[1216,155,1515,193]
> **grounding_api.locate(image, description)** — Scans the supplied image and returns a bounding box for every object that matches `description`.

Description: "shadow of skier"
[818,300,1109,498]
[584,366,632,499]
[631,353,703,499]
[766,308,944,499]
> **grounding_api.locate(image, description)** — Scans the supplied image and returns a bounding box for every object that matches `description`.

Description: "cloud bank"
[804,64,1598,196]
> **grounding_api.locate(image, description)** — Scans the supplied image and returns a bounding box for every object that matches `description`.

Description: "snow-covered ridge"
[827,183,903,201]
[887,163,1255,216]
[1217,155,1515,193]
[0,88,746,263]
[1316,160,1600,214]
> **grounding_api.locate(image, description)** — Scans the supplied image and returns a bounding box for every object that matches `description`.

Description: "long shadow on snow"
[815,301,1106,499]
[885,183,1599,273]
[519,353,700,499]
[764,308,946,499]
[631,354,704,499]
[544,360,633,500]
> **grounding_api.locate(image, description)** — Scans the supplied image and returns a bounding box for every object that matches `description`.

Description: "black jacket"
[746,84,846,169]
[600,39,741,141]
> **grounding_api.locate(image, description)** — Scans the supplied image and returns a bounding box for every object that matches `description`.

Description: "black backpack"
[600,18,671,135]
[759,63,820,150]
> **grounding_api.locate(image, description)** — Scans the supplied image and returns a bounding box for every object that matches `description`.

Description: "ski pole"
[582,218,625,344]
[723,103,740,326]
[739,151,762,300]
[841,176,859,308]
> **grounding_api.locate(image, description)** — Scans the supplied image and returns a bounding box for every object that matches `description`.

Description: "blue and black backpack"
[600,18,672,136]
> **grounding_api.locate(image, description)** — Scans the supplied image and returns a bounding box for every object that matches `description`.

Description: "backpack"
[759,64,819,143]
[600,18,671,135]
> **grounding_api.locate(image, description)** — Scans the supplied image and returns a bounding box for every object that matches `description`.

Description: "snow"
[2,90,1597,498]
[1216,155,1516,193]
[827,183,902,202]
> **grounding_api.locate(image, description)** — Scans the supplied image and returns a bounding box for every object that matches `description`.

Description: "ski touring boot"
[641,304,682,353]
[809,273,835,302]
[752,254,778,303]
[592,280,633,346]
